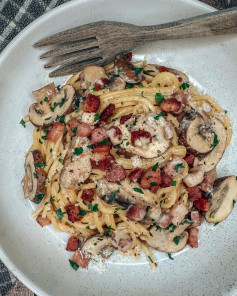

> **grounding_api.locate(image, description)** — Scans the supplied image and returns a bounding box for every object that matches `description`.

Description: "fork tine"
[34,22,105,47]
[40,39,98,59]
[44,47,101,68]
[49,58,104,77]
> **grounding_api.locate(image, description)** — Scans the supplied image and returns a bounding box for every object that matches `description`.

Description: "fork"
[34,7,237,77]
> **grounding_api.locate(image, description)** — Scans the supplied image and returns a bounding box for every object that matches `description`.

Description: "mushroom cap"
[206,176,237,223]
[194,117,227,172]
[82,235,116,257]
[21,150,46,203]
[179,109,214,155]
[143,223,189,253]
[29,85,76,127]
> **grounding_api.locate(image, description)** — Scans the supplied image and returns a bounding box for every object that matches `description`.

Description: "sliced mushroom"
[82,66,108,90]
[29,85,76,127]
[32,83,58,103]
[143,64,189,83]
[179,109,215,155]
[113,229,133,252]
[113,113,172,158]
[59,137,92,189]
[183,165,205,187]
[114,54,144,84]
[206,176,237,223]
[194,117,227,172]
[109,77,126,91]
[97,178,160,208]
[21,150,46,203]
[82,235,116,257]
[141,223,189,253]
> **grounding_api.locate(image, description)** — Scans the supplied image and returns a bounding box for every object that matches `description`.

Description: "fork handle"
[134,7,237,44]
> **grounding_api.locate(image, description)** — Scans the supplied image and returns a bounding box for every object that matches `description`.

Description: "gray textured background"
[0,0,236,295]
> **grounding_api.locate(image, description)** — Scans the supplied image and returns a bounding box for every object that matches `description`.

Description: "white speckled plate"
[0,0,237,295]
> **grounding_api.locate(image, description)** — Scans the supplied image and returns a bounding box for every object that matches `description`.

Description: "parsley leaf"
[58,158,63,163]
[59,115,65,124]
[35,162,46,167]
[155,93,164,104]
[210,134,219,148]
[58,183,61,193]
[126,83,134,89]
[214,222,219,226]
[134,67,143,74]
[78,210,87,216]
[233,200,236,206]
[150,182,157,187]
[146,206,152,212]
[113,144,121,149]
[156,225,161,231]
[110,189,120,200]
[152,162,159,172]
[20,119,26,128]
[98,139,110,145]
[88,204,99,212]
[154,112,164,120]
[173,236,180,245]
[69,259,79,271]
[87,144,94,149]
[132,119,137,126]
[45,117,52,121]
[180,83,190,90]
[44,97,48,102]
[73,127,77,133]
[35,194,45,200]
[148,256,154,263]
[74,147,83,155]
[168,253,174,260]
[94,114,100,121]
[172,181,176,186]
[133,187,144,194]
[50,196,55,202]
[56,209,64,220]
[174,163,184,172]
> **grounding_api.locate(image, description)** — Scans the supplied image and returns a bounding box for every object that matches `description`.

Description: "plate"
[0,0,237,295]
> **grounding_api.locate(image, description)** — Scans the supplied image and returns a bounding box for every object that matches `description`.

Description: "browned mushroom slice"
[109,77,126,91]
[114,54,144,84]
[206,176,237,223]
[142,223,189,253]
[82,235,116,258]
[32,83,58,103]
[81,66,108,90]
[29,85,76,127]
[143,64,189,83]
[21,150,46,203]
[59,137,92,190]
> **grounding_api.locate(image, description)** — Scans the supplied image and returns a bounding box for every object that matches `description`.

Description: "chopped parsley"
[117,181,121,185]
[173,236,180,245]
[133,187,144,194]
[114,208,120,213]
[39,139,43,144]
[44,202,49,205]
[174,163,184,172]
[45,117,52,121]
[126,83,134,89]
[58,158,63,163]
[44,97,48,102]
[149,232,153,237]
[50,148,53,152]
[56,208,64,220]
[35,162,46,167]
[86,226,90,229]
[155,93,164,104]
[88,204,99,212]
[58,183,61,193]
[170,225,177,233]
[134,67,143,74]
[110,189,120,200]
[172,181,176,186]
[92,88,96,91]
[35,194,45,200]
[132,119,137,126]
[181,219,193,225]
[210,212,215,219]
[20,119,26,128]
[74,147,83,155]
[50,196,55,202]
[40,101,43,105]
[69,259,79,271]
[233,200,236,205]
[180,83,190,90]
[59,115,65,124]
[87,144,94,149]
[154,112,164,120]
[98,139,110,145]
[168,253,174,260]
[156,225,161,231]
[33,172,36,178]
[152,162,159,172]
[139,84,143,88]
[146,206,152,212]
[214,222,219,226]
[126,142,129,146]
[94,114,100,121]
[78,209,87,216]
[148,256,154,263]
[146,70,155,73]
[104,226,115,235]
[94,243,97,246]
[98,238,103,241]
[224,110,228,114]
[73,127,77,133]
[113,144,121,149]
[210,134,219,148]
[150,182,157,187]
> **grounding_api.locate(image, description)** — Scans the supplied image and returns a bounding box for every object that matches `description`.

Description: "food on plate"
[21,52,236,270]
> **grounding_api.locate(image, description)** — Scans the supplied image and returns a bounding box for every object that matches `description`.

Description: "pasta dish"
[21,52,237,270]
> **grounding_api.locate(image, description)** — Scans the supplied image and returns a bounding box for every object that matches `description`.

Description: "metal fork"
[34,7,237,77]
